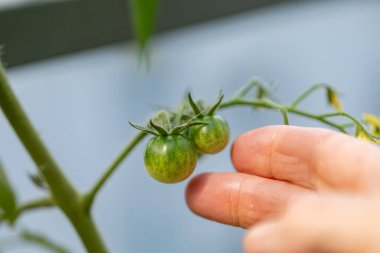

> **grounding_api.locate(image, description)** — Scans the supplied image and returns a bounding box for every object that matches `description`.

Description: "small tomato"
[144,135,197,183]
[189,115,230,154]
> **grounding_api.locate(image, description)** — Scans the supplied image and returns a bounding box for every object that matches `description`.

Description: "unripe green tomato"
[144,135,197,183]
[189,115,230,154]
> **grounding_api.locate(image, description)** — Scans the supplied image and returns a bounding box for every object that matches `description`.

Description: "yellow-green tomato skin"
[190,115,230,154]
[144,135,197,183]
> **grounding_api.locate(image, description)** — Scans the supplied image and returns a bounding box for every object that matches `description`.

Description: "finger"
[185,172,312,228]
[243,195,380,253]
[231,125,380,191]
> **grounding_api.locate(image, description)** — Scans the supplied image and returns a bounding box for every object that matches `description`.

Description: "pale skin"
[185,125,380,253]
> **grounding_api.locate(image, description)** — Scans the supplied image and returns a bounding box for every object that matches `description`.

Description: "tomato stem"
[220,99,349,133]
[280,108,289,125]
[11,197,55,221]
[84,131,147,212]
[289,83,332,109]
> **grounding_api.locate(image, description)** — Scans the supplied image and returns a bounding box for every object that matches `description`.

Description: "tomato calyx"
[129,110,207,136]
[187,92,224,117]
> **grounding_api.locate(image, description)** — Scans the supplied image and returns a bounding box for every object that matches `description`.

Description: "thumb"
[243,195,380,253]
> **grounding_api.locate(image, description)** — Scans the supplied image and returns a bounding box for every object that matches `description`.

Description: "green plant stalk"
[320,112,380,141]
[280,108,289,125]
[287,108,347,133]
[289,83,330,108]
[0,65,108,253]
[233,79,265,99]
[0,197,55,223]
[84,131,147,211]
[16,197,55,218]
[220,99,347,132]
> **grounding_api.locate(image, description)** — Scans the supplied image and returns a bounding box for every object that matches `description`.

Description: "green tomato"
[189,115,230,154]
[144,135,197,183]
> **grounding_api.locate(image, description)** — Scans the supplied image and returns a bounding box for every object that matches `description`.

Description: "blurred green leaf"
[0,230,71,253]
[20,230,71,253]
[130,0,158,50]
[0,161,17,223]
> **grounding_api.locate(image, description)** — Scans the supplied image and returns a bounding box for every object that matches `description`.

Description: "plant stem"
[221,99,347,133]
[320,112,379,140]
[0,65,108,253]
[220,98,277,110]
[287,109,346,133]
[233,79,258,98]
[289,83,329,108]
[280,108,289,125]
[16,197,55,218]
[84,131,147,212]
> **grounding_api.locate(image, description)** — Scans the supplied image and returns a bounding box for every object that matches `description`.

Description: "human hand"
[186,125,380,253]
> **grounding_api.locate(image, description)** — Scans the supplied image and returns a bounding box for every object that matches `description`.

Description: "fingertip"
[231,126,283,176]
[230,128,256,171]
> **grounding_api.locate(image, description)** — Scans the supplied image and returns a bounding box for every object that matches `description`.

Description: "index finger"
[231,126,380,192]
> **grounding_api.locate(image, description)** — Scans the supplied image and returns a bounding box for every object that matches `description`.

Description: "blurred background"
[1,0,380,252]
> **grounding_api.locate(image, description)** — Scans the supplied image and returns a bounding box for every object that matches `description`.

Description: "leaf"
[207,94,224,116]
[149,119,169,135]
[187,93,201,115]
[0,162,17,222]
[130,0,158,50]
[129,121,158,136]
[20,230,70,253]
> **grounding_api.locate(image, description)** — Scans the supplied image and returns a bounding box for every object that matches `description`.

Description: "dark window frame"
[0,0,292,67]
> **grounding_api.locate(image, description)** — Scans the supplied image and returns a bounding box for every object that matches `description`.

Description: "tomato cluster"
[130,94,230,183]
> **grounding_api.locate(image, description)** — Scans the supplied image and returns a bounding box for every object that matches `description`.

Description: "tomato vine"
[0,63,379,253]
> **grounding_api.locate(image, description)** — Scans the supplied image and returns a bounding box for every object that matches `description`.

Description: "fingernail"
[243,222,279,253]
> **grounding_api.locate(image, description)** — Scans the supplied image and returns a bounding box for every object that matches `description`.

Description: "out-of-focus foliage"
[0,230,70,253]
[20,230,70,253]
[0,161,17,223]
[130,0,158,50]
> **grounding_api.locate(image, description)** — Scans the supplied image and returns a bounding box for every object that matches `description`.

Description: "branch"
[320,112,380,141]
[280,108,290,125]
[0,64,78,212]
[289,83,330,108]
[0,197,54,224]
[84,132,147,212]
[221,98,347,133]
[0,64,109,253]
[16,197,55,218]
